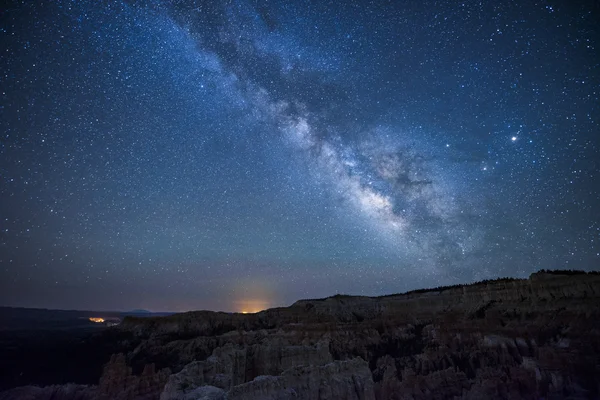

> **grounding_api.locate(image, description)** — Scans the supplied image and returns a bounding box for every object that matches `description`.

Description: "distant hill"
[0,307,175,332]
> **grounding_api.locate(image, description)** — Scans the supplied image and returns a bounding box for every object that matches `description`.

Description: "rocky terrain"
[1,270,599,399]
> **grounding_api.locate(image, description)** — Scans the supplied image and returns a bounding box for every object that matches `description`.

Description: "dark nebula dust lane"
[1,0,599,311]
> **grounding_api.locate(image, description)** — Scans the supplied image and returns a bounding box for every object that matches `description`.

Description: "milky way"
[1,0,599,311]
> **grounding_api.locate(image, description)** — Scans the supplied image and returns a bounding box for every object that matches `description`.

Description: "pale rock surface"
[2,272,599,400]
[226,358,375,400]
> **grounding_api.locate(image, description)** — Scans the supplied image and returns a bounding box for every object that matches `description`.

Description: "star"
[0,0,598,311]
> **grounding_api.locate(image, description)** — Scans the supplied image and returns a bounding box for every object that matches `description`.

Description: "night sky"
[1,0,599,312]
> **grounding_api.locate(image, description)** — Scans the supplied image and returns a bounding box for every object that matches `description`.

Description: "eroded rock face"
[227,358,375,400]
[0,384,97,400]
[1,271,599,400]
[98,353,171,400]
[160,339,333,399]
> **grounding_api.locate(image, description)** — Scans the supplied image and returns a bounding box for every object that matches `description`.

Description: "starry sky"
[1,0,599,312]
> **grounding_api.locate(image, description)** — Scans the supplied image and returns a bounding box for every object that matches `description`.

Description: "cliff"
[1,271,599,399]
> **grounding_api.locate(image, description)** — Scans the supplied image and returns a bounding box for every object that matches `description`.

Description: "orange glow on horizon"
[232,280,276,314]
[89,317,105,323]
[236,299,269,314]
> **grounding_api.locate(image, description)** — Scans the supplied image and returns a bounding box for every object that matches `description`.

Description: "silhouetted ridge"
[537,268,600,275]
[300,270,598,303]
[302,276,520,302]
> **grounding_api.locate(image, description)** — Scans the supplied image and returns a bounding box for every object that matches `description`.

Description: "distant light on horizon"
[235,299,270,314]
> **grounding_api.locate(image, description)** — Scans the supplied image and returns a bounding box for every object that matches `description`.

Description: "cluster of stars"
[0,0,598,311]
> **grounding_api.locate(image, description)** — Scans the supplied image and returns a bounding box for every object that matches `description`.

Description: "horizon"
[2,269,594,313]
[1,0,599,311]
[0,270,522,313]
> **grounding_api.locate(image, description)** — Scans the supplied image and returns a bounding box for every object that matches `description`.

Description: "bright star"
[511,136,517,142]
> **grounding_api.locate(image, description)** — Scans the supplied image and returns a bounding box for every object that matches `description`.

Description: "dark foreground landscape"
[1,270,599,400]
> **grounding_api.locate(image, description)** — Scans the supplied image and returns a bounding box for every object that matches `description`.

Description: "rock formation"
[1,271,599,399]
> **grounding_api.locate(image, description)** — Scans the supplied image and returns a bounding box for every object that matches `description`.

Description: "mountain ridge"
[1,269,599,400]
